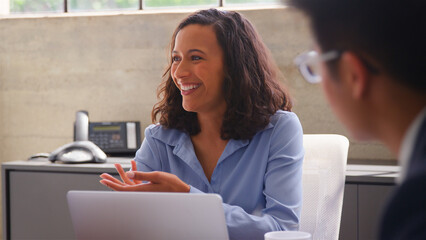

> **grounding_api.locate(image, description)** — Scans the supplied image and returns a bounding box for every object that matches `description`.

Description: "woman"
[100,9,304,240]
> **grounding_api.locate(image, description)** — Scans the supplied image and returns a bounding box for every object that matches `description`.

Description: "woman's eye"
[191,56,202,61]
[172,56,181,62]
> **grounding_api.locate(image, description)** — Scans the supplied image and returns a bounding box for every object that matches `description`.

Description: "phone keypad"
[90,133,125,150]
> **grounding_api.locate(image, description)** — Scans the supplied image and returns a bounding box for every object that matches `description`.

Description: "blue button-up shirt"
[134,110,304,240]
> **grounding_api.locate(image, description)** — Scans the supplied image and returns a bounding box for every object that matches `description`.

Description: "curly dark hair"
[152,8,292,140]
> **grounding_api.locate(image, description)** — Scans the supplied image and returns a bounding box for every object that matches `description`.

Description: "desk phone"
[88,121,141,155]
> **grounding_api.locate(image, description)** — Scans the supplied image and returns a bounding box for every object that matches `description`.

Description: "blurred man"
[289,0,426,239]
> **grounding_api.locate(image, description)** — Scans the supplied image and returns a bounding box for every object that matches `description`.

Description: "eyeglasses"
[293,50,341,84]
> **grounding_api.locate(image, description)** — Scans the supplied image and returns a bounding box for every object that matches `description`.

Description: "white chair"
[300,134,349,240]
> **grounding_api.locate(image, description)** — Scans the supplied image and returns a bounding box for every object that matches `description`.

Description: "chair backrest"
[300,134,349,240]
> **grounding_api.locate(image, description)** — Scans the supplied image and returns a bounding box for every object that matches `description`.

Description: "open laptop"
[67,190,229,240]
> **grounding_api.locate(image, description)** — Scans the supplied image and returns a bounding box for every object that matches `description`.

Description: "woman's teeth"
[181,84,200,91]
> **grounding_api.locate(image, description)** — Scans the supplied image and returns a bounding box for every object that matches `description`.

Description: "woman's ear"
[339,52,371,99]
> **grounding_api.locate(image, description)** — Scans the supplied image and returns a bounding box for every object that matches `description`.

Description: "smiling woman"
[100,8,304,240]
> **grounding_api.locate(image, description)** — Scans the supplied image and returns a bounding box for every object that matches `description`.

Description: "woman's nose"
[173,61,191,79]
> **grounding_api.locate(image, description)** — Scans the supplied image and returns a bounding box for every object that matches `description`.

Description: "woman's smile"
[178,82,202,95]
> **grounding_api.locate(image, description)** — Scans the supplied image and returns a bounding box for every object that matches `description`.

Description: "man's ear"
[339,52,370,99]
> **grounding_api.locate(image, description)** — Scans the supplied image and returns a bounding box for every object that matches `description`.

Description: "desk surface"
[2,159,400,184]
[1,157,132,174]
[345,164,399,184]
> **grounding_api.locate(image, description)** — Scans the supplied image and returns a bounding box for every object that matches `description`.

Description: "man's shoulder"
[407,115,426,176]
[380,114,426,239]
[379,174,426,240]
[414,113,426,157]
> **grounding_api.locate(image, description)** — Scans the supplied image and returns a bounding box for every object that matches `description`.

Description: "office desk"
[2,161,398,240]
[340,165,398,240]
[2,158,131,240]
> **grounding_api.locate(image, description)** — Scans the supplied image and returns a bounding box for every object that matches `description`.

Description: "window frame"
[4,0,226,14]
[2,0,282,16]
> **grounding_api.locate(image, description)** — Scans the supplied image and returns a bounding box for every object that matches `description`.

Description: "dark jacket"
[379,116,426,240]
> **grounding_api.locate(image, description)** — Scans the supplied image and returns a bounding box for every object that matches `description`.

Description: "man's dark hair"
[288,0,426,93]
[152,9,292,140]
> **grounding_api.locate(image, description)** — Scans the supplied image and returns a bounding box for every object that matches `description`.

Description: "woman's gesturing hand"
[99,160,190,193]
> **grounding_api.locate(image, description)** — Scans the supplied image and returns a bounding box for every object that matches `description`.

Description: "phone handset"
[74,110,89,141]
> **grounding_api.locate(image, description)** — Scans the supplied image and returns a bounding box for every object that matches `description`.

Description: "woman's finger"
[127,171,163,183]
[115,163,134,185]
[127,171,142,184]
[129,160,142,184]
[131,160,137,171]
[100,173,126,186]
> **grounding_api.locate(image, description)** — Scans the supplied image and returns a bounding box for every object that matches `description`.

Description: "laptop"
[67,190,229,240]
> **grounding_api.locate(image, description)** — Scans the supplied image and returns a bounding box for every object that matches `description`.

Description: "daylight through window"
[8,0,280,14]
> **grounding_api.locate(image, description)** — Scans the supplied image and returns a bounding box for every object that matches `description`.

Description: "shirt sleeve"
[223,113,304,240]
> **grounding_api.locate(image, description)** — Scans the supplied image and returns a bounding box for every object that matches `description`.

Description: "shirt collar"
[150,122,274,149]
[397,107,426,184]
[149,121,274,185]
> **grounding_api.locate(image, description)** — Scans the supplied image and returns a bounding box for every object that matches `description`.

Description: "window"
[70,0,139,12]
[226,0,277,4]
[6,0,280,14]
[10,0,64,13]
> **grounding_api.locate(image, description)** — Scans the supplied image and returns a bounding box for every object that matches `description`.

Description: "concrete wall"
[0,7,394,237]
[0,8,394,163]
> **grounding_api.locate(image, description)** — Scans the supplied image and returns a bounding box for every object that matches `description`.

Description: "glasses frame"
[294,50,341,84]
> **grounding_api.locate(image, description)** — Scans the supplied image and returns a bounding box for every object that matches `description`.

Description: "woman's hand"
[99,160,190,193]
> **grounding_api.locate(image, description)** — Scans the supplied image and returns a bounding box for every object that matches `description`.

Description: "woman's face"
[171,24,226,116]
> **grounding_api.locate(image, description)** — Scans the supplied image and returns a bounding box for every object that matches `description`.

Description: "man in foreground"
[289,0,426,239]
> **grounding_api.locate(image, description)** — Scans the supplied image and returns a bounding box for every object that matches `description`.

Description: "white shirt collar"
[397,107,426,184]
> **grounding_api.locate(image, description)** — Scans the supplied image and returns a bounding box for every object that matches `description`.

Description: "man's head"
[289,0,425,92]
[290,0,426,142]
